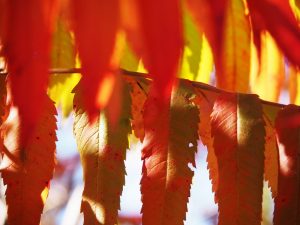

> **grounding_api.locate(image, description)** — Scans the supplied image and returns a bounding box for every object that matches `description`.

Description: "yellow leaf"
[250,32,285,102]
[48,19,79,117]
[288,66,300,105]
[73,79,131,225]
[180,9,213,83]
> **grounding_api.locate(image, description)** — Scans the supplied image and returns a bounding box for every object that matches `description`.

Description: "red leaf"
[70,0,120,120]
[1,96,57,225]
[274,105,300,225]
[211,93,265,225]
[2,0,58,146]
[141,81,199,225]
[136,0,183,99]
[248,0,300,67]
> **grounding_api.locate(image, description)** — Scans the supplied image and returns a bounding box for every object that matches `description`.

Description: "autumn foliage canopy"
[0,0,300,224]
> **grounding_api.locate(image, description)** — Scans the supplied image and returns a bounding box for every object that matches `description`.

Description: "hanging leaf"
[48,18,80,117]
[274,105,300,225]
[136,0,183,99]
[218,0,251,92]
[141,81,199,225]
[124,75,148,142]
[2,0,58,146]
[262,104,280,198]
[180,9,214,83]
[71,0,120,120]
[250,32,285,102]
[247,0,300,67]
[0,96,57,225]
[211,93,265,225]
[186,0,227,76]
[193,88,219,200]
[73,79,131,225]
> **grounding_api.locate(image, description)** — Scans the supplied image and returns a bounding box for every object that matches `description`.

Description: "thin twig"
[0,67,287,108]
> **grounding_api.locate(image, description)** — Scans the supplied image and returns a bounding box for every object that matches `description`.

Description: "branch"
[0,67,286,108]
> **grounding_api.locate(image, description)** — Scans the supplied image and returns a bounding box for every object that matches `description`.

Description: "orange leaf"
[262,104,280,199]
[141,81,199,225]
[70,0,120,120]
[0,96,57,225]
[2,0,57,146]
[124,75,148,142]
[193,88,219,201]
[274,105,300,225]
[211,93,265,225]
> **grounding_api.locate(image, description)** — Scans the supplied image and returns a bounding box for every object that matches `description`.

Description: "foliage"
[0,0,300,225]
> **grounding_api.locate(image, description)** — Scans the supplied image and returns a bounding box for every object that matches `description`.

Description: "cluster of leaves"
[0,0,300,225]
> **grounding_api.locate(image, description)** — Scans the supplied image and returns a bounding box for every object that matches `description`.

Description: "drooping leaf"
[124,75,148,142]
[218,0,251,92]
[180,9,214,83]
[2,0,58,145]
[48,18,80,117]
[141,81,199,225]
[211,93,265,225]
[136,0,183,99]
[262,104,280,198]
[247,0,300,67]
[274,105,300,225]
[186,0,227,76]
[73,79,131,225]
[193,88,219,200]
[187,0,251,92]
[70,0,120,120]
[0,96,57,225]
[250,32,285,102]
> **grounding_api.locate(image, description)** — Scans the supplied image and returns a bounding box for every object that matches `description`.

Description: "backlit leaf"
[218,0,251,92]
[211,93,265,225]
[248,0,300,67]
[73,79,131,225]
[180,9,214,83]
[70,0,120,119]
[136,0,183,99]
[274,105,300,225]
[124,75,148,142]
[250,32,285,102]
[0,96,57,225]
[49,18,79,117]
[193,88,219,200]
[262,104,280,198]
[141,81,199,225]
[2,0,58,145]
